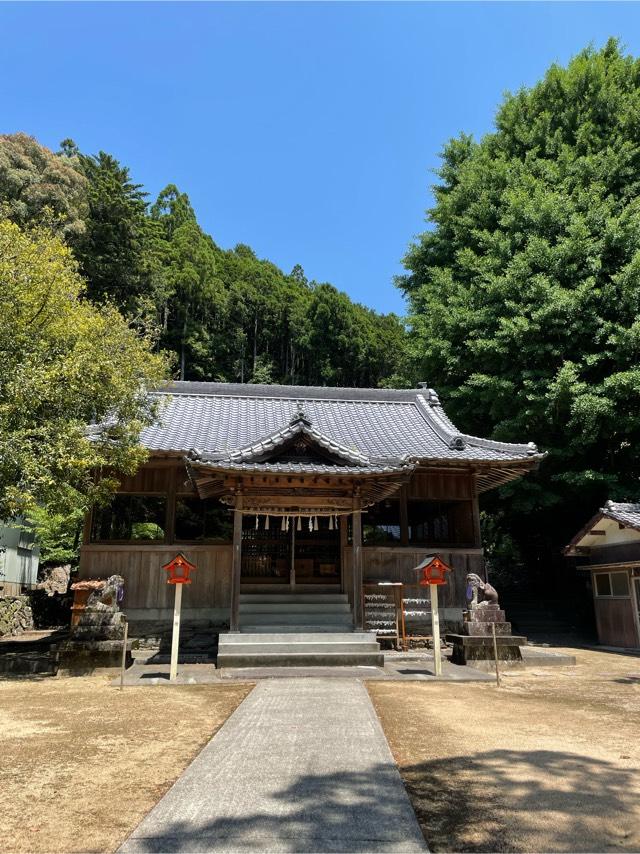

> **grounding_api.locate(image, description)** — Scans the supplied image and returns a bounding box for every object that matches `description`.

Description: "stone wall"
[0,595,34,637]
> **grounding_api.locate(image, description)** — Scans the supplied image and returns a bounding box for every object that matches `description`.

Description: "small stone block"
[466,609,505,623]
[464,622,512,636]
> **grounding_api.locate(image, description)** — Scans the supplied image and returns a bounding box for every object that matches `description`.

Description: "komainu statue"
[83,575,125,611]
[466,572,499,608]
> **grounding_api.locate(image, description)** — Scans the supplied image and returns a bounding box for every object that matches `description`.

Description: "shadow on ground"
[121,764,427,852]
[400,748,638,853]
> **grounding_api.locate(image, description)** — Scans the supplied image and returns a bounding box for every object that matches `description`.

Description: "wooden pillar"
[399,484,409,547]
[230,492,243,632]
[352,491,364,630]
[165,465,178,545]
[339,514,348,594]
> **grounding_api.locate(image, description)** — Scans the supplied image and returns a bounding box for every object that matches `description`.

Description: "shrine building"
[79,381,541,652]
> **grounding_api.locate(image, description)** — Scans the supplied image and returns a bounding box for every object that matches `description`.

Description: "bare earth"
[0,677,253,854]
[368,648,640,853]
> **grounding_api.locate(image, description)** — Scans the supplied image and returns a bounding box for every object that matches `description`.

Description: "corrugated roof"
[141,381,541,466]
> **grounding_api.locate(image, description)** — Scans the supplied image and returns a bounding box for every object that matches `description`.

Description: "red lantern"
[163,553,196,585]
[416,554,451,586]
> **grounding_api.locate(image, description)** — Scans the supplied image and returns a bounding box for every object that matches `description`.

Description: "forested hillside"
[0,133,407,388]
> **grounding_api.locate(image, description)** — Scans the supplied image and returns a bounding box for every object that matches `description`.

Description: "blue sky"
[2,2,640,314]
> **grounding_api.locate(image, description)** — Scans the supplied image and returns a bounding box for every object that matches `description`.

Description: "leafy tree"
[151,185,227,379]
[398,39,640,582]
[27,505,85,567]
[75,151,164,314]
[0,219,168,520]
[0,133,87,238]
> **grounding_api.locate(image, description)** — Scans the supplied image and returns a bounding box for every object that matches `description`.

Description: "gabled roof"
[143,381,543,490]
[565,500,640,554]
[601,501,640,531]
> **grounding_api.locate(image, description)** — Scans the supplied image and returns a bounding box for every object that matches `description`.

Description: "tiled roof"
[602,501,640,531]
[189,459,413,476]
[142,381,541,466]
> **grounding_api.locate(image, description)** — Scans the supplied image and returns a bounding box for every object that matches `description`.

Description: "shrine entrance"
[240,513,341,587]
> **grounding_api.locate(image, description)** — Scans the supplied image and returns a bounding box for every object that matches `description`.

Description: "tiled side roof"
[140,381,542,465]
[602,501,640,531]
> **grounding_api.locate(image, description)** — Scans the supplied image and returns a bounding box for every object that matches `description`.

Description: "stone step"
[219,640,380,654]
[225,632,372,643]
[240,623,354,633]
[239,611,353,625]
[239,602,352,614]
[217,651,384,668]
[239,593,348,604]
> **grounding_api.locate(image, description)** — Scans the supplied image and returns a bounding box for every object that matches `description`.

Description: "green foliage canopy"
[0,219,168,520]
[399,39,640,563]
[0,132,87,239]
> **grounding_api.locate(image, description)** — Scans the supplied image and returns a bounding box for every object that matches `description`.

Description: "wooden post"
[169,583,182,681]
[352,493,364,630]
[491,622,501,688]
[230,493,243,632]
[399,484,409,547]
[165,465,178,545]
[431,583,442,676]
[119,616,128,691]
[290,520,296,589]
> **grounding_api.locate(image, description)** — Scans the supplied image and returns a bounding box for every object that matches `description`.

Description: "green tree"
[75,151,164,314]
[399,39,640,582]
[151,185,227,379]
[0,219,168,520]
[0,133,87,238]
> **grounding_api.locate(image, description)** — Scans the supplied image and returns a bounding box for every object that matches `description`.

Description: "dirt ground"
[0,676,253,854]
[368,647,640,853]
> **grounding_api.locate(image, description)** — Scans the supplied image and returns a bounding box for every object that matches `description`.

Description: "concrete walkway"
[120,679,428,853]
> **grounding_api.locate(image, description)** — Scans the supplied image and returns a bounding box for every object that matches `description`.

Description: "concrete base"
[446,633,526,666]
[218,631,383,668]
[57,639,133,676]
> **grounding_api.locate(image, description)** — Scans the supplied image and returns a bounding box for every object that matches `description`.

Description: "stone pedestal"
[446,602,527,669]
[59,576,132,674]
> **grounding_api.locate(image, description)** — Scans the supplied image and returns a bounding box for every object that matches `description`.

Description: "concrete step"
[240,593,349,604]
[239,624,358,633]
[217,651,384,668]
[240,602,352,614]
[224,632,372,643]
[239,611,353,625]
[220,640,380,654]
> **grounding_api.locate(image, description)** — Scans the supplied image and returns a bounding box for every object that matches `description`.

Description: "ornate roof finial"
[290,402,311,426]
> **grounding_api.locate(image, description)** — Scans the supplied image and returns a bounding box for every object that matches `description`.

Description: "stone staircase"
[217,592,383,667]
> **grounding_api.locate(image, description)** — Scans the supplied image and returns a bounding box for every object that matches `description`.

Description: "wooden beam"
[229,492,243,632]
[352,491,364,630]
[589,530,607,536]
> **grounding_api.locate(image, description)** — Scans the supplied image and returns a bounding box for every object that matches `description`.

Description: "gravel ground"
[0,676,253,854]
[368,647,640,853]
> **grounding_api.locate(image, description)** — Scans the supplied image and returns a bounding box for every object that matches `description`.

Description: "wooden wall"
[81,459,483,617]
[343,546,483,610]
[79,544,232,612]
[593,597,639,648]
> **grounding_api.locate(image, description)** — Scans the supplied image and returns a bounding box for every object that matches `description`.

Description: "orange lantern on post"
[415,554,451,676]
[417,554,451,587]
[163,553,196,585]
[162,554,197,681]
